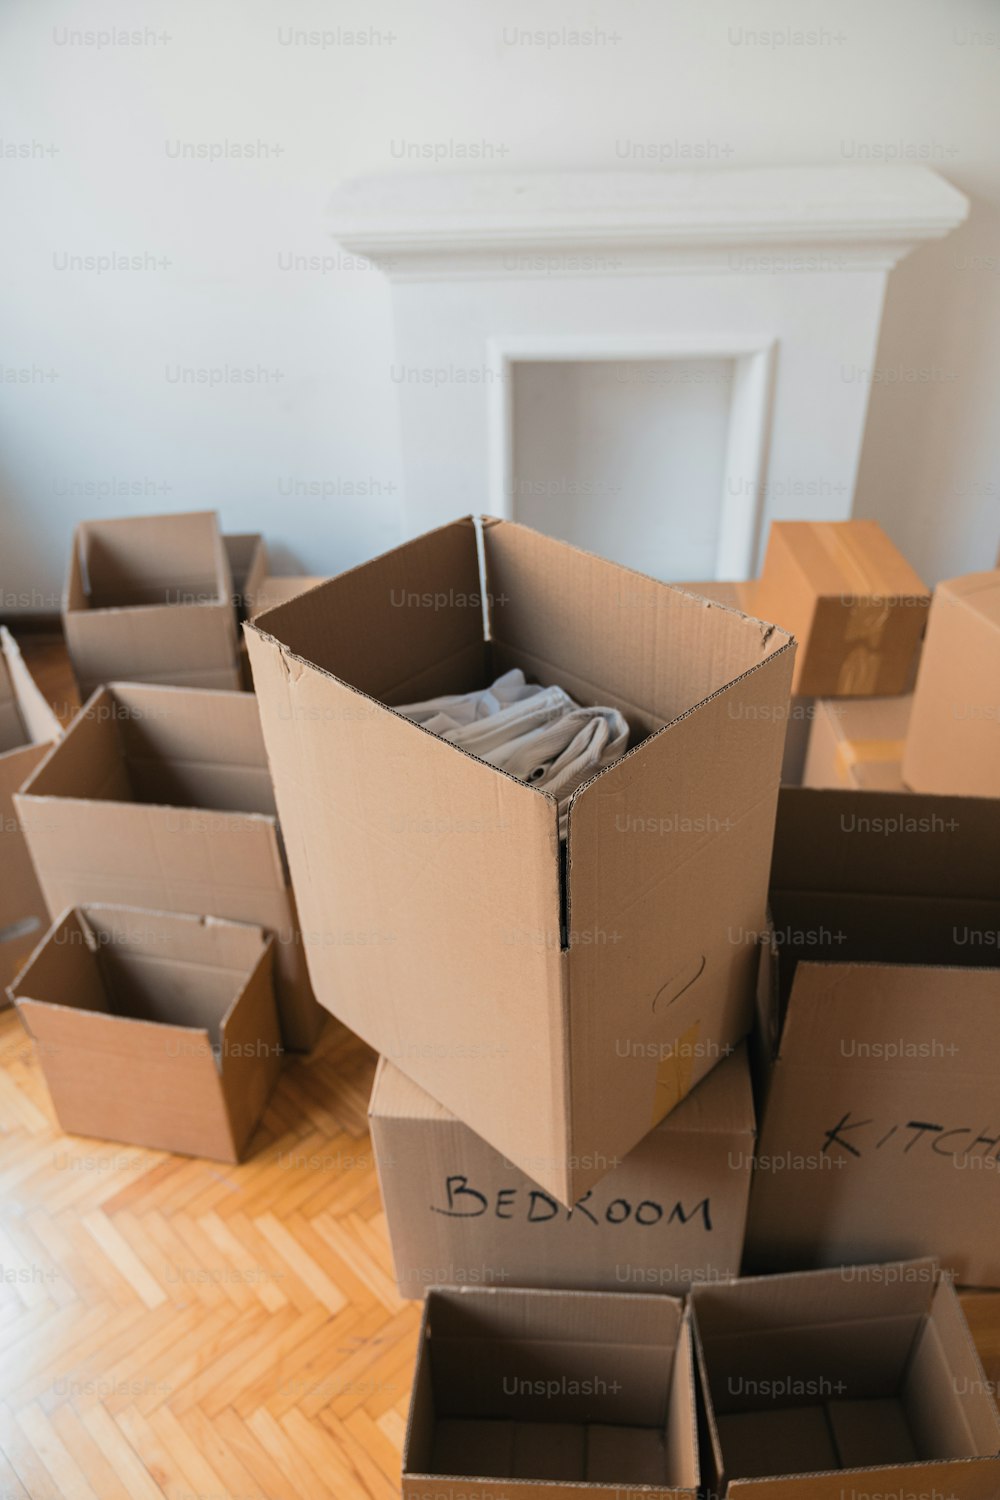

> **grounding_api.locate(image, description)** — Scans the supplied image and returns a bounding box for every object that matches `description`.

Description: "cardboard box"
[63,510,241,698]
[903,570,1000,797]
[802,694,911,789]
[0,628,62,982]
[223,532,268,623]
[371,1045,754,1300]
[691,1258,1000,1498]
[754,520,929,697]
[10,905,281,1162]
[247,516,794,1204]
[745,786,1000,1286]
[15,683,324,1052]
[401,1284,699,1498]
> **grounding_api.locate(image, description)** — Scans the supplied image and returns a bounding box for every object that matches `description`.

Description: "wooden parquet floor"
[0,634,997,1499]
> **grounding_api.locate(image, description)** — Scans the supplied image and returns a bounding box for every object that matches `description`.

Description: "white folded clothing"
[398,669,629,834]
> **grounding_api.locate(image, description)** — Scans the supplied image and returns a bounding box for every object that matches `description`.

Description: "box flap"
[250,517,486,703]
[773,787,1000,899]
[248,575,328,617]
[223,532,268,620]
[484,518,792,731]
[691,1259,939,1338]
[777,961,999,1070]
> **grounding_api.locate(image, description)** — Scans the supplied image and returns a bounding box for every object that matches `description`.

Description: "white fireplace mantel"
[330,167,968,575]
[330,167,966,274]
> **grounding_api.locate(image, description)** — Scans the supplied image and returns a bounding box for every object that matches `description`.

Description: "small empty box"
[63,509,240,697]
[691,1259,1000,1497]
[402,1284,699,1498]
[10,905,282,1162]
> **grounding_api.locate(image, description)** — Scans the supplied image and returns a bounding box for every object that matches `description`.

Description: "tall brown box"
[402,1285,699,1498]
[63,510,241,698]
[691,1260,1000,1498]
[754,520,929,696]
[10,906,281,1163]
[746,786,1000,1287]
[371,1045,755,1300]
[903,570,1000,797]
[15,683,323,1051]
[0,628,62,983]
[247,516,794,1204]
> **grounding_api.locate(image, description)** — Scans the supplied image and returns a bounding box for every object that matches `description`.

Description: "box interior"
[695,1268,1000,1482]
[15,907,258,1051]
[769,888,1000,1024]
[255,516,789,749]
[405,1287,694,1488]
[25,685,276,817]
[69,511,228,612]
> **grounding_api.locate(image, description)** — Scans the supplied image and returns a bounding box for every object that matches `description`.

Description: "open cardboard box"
[402,1284,699,1498]
[223,532,268,623]
[9,905,281,1162]
[0,627,62,984]
[371,1045,755,1300]
[745,787,1000,1286]
[63,510,241,698]
[691,1258,1000,1498]
[15,683,324,1051]
[754,520,929,697]
[247,516,794,1204]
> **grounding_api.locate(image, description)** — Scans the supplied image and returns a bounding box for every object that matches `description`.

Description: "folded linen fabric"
[398,669,629,835]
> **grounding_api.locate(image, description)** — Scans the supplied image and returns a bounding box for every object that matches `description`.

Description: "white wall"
[1,0,998,608]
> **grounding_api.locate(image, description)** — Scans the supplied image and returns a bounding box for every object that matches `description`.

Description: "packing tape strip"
[650,1021,700,1128]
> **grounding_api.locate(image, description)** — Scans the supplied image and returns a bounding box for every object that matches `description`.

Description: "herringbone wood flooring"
[1,635,997,1499]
